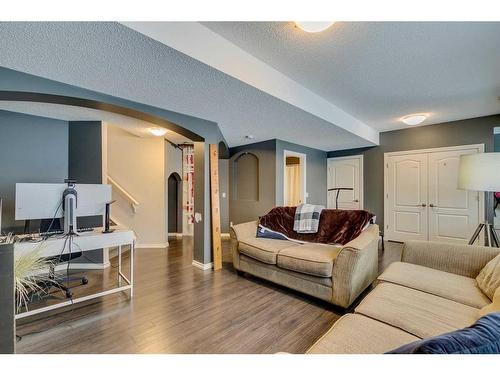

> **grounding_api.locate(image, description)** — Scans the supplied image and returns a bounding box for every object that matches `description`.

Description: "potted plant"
[14,249,55,313]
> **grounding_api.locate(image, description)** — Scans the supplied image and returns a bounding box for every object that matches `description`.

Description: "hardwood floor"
[16,238,402,354]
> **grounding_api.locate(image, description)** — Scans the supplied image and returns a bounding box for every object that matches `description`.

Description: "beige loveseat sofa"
[230,221,380,308]
[307,240,500,354]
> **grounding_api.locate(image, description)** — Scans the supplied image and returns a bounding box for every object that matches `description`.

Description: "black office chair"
[39,219,88,299]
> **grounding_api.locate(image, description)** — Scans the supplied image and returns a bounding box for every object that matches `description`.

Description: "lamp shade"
[458,153,500,192]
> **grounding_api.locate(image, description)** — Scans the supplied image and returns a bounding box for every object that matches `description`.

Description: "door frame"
[283,150,307,205]
[384,144,485,241]
[327,155,364,209]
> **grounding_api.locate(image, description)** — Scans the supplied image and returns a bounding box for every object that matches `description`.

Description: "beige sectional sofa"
[307,240,500,354]
[230,220,380,308]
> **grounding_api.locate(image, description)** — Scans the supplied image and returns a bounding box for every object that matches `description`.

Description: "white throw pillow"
[476,253,500,300]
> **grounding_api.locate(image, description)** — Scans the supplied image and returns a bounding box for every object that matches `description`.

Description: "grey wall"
[68,121,104,264]
[0,110,68,233]
[275,139,327,206]
[328,115,500,229]
[68,121,103,183]
[229,140,277,225]
[194,141,209,263]
[0,243,15,353]
[228,139,327,225]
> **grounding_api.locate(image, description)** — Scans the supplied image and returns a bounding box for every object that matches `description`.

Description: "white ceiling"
[1,22,498,152]
[0,101,192,144]
[0,22,374,152]
[202,22,500,131]
[123,22,378,145]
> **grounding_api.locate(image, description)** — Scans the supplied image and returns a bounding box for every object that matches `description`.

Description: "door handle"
[353,199,359,202]
[429,204,436,208]
[416,203,427,207]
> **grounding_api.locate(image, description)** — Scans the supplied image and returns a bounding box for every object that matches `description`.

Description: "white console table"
[14,228,135,320]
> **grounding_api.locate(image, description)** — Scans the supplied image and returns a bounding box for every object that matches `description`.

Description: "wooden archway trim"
[0,91,204,142]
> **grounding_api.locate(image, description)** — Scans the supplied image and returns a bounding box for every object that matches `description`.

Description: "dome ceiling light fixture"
[149,127,168,136]
[401,114,428,126]
[294,22,335,33]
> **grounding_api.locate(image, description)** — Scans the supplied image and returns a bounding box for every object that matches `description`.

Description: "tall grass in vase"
[14,249,55,313]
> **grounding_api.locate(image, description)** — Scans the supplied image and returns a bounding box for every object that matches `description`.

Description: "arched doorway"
[168,172,183,234]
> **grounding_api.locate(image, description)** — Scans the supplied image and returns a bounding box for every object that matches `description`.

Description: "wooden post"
[209,144,222,271]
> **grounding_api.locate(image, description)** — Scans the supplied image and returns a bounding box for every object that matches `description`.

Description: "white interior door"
[386,153,428,241]
[327,156,362,210]
[428,149,481,243]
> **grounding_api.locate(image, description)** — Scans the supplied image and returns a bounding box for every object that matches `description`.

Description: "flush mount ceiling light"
[295,22,335,33]
[149,127,168,136]
[401,114,428,126]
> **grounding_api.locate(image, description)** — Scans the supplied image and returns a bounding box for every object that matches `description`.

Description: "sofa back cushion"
[387,313,500,354]
[477,253,500,300]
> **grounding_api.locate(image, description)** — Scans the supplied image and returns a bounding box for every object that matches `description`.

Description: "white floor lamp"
[458,153,500,247]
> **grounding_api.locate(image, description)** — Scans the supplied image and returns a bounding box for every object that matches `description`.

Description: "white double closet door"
[385,145,484,243]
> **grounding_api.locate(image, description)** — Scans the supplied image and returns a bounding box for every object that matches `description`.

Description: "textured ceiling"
[0,101,192,144]
[203,22,500,131]
[0,22,372,151]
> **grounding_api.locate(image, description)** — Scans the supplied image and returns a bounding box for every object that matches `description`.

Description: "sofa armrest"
[230,221,258,241]
[229,221,258,270]
[332,224,379,308]
[401,240,500,278]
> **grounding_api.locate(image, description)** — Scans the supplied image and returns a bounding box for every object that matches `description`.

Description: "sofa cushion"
[355,283,479,339]
[238,237,300,265]
[479,287,500,318]
[388,313,500,354]
[277,243,342,277]
[379,262,491,309]
[307,314,419,354]
[477,253,500,300]
[240,254,333,287]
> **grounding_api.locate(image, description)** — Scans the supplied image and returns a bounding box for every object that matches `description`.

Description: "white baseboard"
[54,261,111,271]
[221,233,230,239]
[168,233,183,238]
[192,260,213,271]
[135,242,169,249]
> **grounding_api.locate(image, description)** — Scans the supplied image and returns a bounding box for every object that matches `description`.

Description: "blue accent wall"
[0,110,68,233]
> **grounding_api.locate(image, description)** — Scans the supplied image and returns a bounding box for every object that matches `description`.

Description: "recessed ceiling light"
[401,114,427,126]
[295,22,335,33]
[149,127,168,136]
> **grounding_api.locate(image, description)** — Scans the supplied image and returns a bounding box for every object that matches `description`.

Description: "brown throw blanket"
[259,206,375,245]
